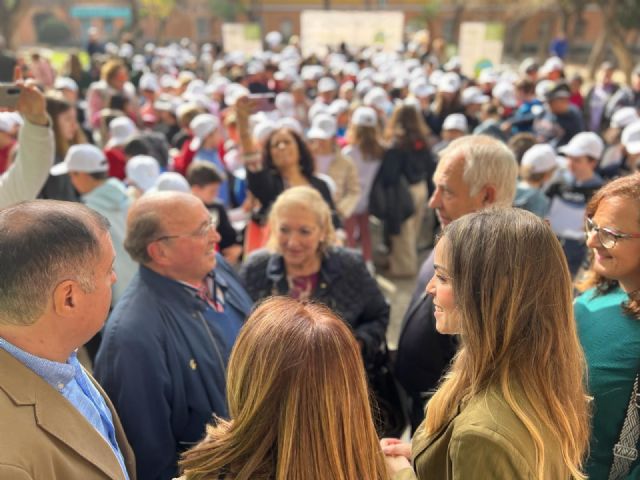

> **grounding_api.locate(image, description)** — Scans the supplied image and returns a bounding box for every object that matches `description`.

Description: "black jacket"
[246,168,341,228]
[239,247,389,364]
[394,252,458,399]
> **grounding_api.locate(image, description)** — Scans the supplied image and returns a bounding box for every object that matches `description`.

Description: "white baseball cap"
[351,106,377,127]
[329,98,349,116]
[253,121,275,143]
[541,56,564,76]
[54,76,78,92]
[189,113,220,152]
[308,102,331,122]
[317,77,338,93]
[461,86,489,106]
[0,112,21,133]
[611,107,640,129]
[139,73,159,93]
[265,31,283,48]
[437,72,461,93]
[275,92,294,114]
[275,117,303,135]
[125,155,160,192]
[622,120,640,155]
[521,144,559,174]
[50,144,109,176]
[106,117,137,149]
[149,172,191,193]
[363,86,391,112]
[308,113,337,140]
[559,132,605,159]
[442,113,468,133]
[492,82,518,108]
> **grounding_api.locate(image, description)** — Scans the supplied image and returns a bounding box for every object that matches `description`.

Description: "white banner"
[222,23,262,56]
[458,22,505,78]
[300,10,404,57]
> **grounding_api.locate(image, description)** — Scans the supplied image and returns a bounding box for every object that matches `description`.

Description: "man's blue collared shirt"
[0,337,129,479]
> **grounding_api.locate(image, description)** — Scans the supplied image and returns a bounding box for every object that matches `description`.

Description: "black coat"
[239,247,389,364]
[246,168,341,228]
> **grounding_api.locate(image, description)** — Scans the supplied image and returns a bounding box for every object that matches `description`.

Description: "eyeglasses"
[155,215,218,242]
[584,217,640,249]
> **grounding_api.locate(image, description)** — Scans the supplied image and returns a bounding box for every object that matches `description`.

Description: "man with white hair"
[394,135,518,431]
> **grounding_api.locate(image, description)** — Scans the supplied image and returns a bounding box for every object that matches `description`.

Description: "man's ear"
[147,241,169,266]
[482,184,497,206]
[52,280,78,316]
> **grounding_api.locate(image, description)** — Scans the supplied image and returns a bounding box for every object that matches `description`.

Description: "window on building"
[197,18,209,40]
[280,19,293,40]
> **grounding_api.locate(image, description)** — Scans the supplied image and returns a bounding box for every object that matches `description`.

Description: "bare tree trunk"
[0,0,31,50]
[156,16,168,44]
[610,31,634,83]
[128,0,142,47]
[450,3,465,44]
[505,16,526,58]
[536,16,553,60]
[587,30,607,81]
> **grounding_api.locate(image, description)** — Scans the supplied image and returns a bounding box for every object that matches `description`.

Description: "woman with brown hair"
[178,296,388,480]
[342,106,384,268]
[382,208,591,479]
[575,173,640,479]
[376,103,435,277]
[86,59,135,130]
[38,94,87,201]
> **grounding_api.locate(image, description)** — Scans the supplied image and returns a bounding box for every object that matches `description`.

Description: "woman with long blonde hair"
[382,208,591,479]
[179,296,388,480]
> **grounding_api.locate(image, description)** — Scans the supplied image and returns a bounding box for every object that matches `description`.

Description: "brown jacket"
[395,387,570,480]
[0,348,136,479]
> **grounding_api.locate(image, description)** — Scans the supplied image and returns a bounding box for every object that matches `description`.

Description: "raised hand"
[14,66,48,126]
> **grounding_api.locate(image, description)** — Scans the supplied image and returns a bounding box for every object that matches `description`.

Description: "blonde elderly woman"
[239,185,388,372]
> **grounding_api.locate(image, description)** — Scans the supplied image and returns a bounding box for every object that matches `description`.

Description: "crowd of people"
[1,28,640,480]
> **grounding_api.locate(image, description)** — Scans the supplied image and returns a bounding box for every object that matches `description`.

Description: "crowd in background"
[1,26,640,480]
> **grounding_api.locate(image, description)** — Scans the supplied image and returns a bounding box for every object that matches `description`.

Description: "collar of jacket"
[138,258,230,312]
[265,247,342,286]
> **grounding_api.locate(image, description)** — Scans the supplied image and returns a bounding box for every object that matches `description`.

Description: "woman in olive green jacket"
[382,208,591,480]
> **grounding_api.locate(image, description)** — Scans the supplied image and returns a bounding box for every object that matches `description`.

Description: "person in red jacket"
[104,116,137,179]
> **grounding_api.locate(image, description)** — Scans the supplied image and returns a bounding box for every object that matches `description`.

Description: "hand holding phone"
[10,66,48,126]
[0,83,20,109]
[248,93,276,113]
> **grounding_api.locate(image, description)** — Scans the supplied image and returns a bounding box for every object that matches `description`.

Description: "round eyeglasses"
[584,217,640,249]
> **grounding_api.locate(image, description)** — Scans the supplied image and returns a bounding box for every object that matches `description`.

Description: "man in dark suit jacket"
[394,135,518,431]
[0,200,136,479]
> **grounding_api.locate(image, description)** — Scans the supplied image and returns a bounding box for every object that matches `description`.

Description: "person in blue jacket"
[94,191,253,480]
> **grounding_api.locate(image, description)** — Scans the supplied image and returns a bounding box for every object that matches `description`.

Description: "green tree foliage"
[37,16,72,45]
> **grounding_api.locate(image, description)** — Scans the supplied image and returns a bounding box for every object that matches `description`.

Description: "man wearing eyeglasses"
[93,191,253,480]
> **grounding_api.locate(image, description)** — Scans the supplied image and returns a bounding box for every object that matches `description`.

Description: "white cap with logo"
[521,144,559,174]
[622,120,640,155]
[50,144,109,176]
[189,113,220,152]
[442,113,468,133]
[559,132,605,159]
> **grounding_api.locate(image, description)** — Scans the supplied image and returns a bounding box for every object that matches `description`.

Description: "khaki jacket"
[327,149,361,220]
[0,348,136,479]
[395,387,570,480]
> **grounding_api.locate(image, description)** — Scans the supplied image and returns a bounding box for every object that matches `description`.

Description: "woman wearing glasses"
[576,173,640,479]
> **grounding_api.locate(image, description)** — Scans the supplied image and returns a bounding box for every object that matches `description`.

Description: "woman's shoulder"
[450,388,562,476]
